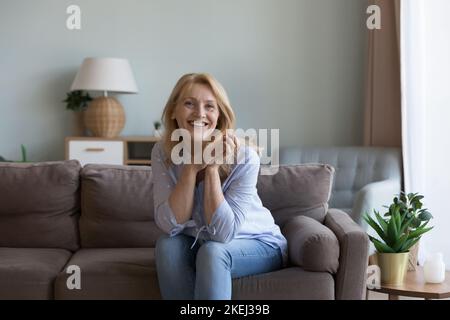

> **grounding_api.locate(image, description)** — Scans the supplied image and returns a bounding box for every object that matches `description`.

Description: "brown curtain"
[364,0,402,147]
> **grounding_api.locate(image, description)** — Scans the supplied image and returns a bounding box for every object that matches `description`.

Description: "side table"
[368,266,450,300]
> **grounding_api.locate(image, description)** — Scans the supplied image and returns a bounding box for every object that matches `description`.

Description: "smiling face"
[171,83,220,142]
[161,73,236,162]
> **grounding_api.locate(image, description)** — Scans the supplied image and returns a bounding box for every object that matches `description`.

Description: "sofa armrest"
[282,215,339,273]
[352,178,401,225]
[324,209,369,300]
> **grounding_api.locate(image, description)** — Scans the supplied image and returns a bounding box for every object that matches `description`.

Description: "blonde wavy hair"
[160,73,237,180]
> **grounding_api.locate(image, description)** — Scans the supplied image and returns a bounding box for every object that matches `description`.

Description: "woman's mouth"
[188,120,209,128]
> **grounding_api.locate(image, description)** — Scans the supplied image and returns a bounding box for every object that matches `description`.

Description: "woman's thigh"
[155,233,198,265]
[197,239,283,279]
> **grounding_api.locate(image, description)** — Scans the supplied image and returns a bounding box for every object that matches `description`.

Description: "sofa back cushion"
[257,164,334,227]
[0,160,81,251]
[80,164,164,248]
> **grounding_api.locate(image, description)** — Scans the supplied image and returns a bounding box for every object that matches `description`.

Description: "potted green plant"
[62,90,92,112]
[62,90,92,136]
[0,144,28,162]
[153,121,162,138]
[364,192,433,285]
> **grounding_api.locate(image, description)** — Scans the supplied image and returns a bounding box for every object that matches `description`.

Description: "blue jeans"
[155,234,283,300]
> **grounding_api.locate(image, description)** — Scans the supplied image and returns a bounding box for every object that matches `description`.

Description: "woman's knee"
[196,241,231,269]
[155,234,193,258]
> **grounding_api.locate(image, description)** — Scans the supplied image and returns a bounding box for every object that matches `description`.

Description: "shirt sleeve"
[207,147,261,243]
[151,143,196,236]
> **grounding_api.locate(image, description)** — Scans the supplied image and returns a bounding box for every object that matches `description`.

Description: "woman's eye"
[206,104,215,110]
[184,101,194,108]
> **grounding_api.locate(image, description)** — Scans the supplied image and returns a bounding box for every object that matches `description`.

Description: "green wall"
[0,0,367,161]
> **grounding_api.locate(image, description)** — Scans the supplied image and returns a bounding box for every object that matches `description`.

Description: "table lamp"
[70,57,138,138]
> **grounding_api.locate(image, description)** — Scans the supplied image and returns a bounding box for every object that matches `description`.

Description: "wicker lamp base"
[84,97,125,138]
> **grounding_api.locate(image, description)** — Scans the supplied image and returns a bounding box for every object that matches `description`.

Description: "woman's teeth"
[190,120,208,127]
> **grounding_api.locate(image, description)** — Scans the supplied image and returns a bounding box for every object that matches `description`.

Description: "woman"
[152,73,287,300]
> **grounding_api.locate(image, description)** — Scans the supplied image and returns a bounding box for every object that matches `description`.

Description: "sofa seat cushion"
[0,248,72,299]
[232,267,334,300]
[54,248,160,299]
[282,216,339,273]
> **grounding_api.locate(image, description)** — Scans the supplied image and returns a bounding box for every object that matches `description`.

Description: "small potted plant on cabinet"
[62,90,92,136]
[153,121,162,138]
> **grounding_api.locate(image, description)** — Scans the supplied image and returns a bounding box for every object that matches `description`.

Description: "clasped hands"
[188,132,240,173]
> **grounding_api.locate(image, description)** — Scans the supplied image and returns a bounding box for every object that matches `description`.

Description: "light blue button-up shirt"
[151,141,288,265]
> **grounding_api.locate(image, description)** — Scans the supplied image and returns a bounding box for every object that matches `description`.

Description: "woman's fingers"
[223,135,237,164]
[233,135,240,150]
[204,132,239,165]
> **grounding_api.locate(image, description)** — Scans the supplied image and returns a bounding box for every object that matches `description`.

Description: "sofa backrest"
[0,161,335,249]
[280,147,402,211]
[79,164,164,248]
[257,164,334,227]
[0,160,81,251]
[79,163,335,247]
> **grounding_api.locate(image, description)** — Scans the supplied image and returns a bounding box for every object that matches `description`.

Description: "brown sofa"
[0,160,369,300]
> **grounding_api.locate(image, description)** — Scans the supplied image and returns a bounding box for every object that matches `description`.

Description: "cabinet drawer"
[68,140,124,166]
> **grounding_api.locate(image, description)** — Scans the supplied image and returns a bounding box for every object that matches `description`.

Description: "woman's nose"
[193,104,206,117]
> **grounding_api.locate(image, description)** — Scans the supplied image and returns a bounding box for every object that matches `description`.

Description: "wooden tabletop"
[370,266,450,299]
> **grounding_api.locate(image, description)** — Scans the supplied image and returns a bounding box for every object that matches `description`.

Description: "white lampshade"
[70,57,138,93]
